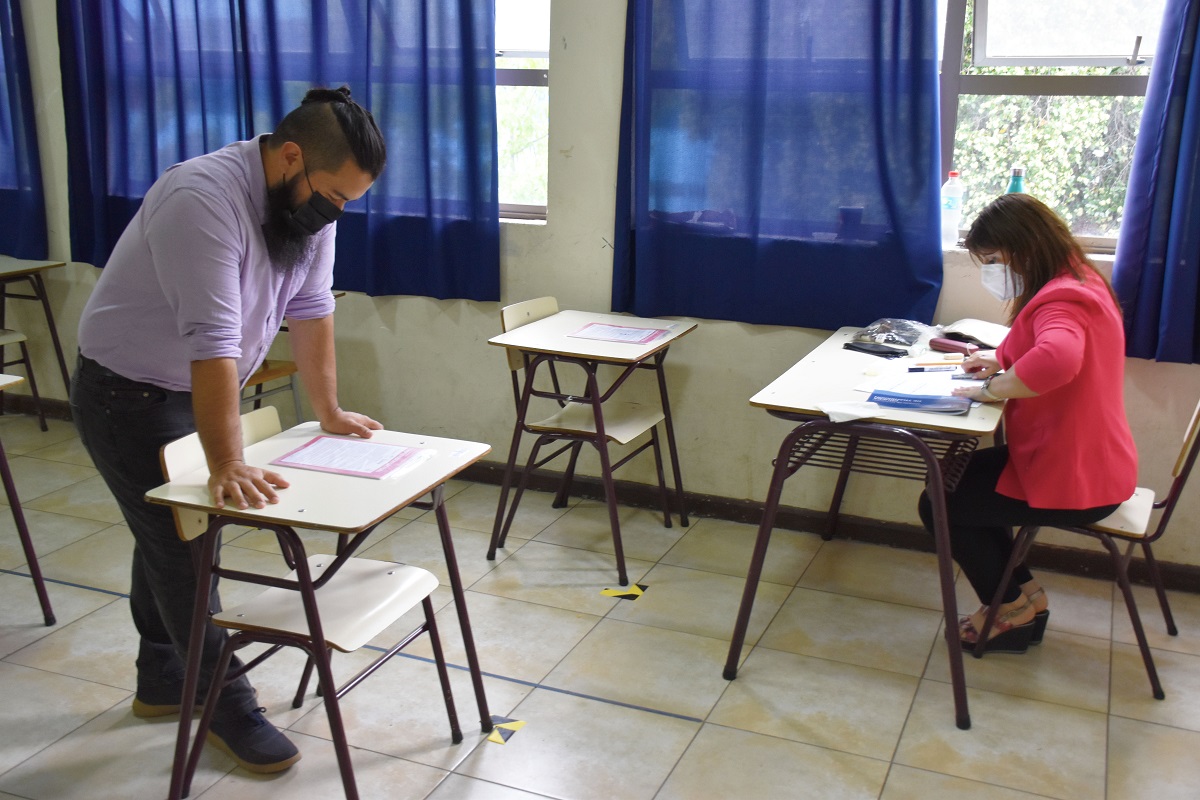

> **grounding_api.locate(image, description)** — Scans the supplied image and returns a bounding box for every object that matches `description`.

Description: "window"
[939,0,1167,240]
[973,0,1167,68]
[495,0,549,219]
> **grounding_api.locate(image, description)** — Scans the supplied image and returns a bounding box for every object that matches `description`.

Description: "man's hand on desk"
[319,408,383,439]
[208,462,290,510]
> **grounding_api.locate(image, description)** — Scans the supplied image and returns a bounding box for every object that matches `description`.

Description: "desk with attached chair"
[147,408,494,799]
[486,300,696,585]
[723,327,1004,730]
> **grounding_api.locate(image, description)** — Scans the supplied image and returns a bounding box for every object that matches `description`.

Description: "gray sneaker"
[131,680,200,718]
[207,708,301,773]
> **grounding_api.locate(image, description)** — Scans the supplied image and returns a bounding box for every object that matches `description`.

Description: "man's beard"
[262,173,317,275]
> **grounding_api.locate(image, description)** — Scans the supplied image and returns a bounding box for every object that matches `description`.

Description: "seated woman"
[919,193,1137,654]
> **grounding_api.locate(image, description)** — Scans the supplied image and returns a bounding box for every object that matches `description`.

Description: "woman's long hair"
[963,193,1116,323]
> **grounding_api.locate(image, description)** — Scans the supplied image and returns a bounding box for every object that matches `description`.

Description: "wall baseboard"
[2,394,73,421]
[17,395,1197,594]
[461,460,1200,594]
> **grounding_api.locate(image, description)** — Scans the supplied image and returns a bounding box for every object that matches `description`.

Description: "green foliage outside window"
[953,93,1143,236]
[951,8,1148,236]
[497,57,548,208]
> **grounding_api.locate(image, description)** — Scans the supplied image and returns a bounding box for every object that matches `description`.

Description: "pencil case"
[929,337,979,356]
[843,341,907,359]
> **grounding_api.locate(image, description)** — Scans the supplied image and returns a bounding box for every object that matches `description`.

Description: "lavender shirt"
[78,137,336,392]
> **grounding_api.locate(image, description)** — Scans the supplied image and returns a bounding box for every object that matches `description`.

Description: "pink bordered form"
[567,322,671,345]
[270,435,430,479]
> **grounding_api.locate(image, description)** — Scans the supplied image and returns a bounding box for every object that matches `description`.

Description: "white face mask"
[980,262,1023,302]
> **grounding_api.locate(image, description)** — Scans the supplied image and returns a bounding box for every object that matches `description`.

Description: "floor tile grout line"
[355,625,707,724]
[0,567,129,597]
[7,460,1198,797]
[648,720,705,800]
[917,672,1118,719]
[3,564,707,727]
[885,636,935,794]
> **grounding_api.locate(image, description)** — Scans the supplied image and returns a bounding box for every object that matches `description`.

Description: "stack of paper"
[866,390,971,414]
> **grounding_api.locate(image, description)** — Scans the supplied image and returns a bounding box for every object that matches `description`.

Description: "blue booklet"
[867,390,972,415]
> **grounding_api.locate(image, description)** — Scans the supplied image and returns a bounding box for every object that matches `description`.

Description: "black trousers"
[918,446,1119,605]
[70,354,258,722]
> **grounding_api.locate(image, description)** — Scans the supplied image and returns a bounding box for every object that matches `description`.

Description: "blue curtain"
[613,0,943,330]
[56,0,499,301]
[0,0,47,259]
[1113,0,1200,363]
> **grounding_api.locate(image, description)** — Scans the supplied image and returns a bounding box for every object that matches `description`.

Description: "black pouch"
[843,341,907,359]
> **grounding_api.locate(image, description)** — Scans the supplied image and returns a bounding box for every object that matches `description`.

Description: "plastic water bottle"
[940,171,965,248]
[1006,166,1025,193]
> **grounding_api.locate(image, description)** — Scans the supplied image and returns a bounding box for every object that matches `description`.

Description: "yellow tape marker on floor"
[600,583,648,600]
[487,715,526,744]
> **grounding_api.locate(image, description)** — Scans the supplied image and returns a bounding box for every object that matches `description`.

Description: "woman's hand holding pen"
[953,350,1001,401]
[951,352,1038,402]
[959,350,1000,379]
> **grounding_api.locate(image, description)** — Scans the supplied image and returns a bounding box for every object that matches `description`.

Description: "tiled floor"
[2,412,1200,799]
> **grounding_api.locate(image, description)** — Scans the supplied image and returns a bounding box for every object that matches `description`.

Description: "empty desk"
[0,256,70,396]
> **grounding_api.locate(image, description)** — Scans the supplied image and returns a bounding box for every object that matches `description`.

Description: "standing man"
[70,87,385,773]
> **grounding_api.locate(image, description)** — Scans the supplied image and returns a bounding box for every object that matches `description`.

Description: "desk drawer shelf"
[775,423,979,491]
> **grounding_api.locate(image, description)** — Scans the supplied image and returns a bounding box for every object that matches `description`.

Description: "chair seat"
[213,556,438,652]
[0,329,28,346]
[528,401,664,445]
[1087,487,1156,538]
[246,359,297,387]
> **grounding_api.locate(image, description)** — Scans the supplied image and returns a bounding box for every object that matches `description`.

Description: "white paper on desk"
[381,447,436,480]
[854,369,962,398]
[271,436,430,479]
[568,322,670,344]
[817,401,881,422]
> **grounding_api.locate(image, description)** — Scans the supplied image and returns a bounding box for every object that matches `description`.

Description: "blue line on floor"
[0,568,129,598]
[3,569,706,725]
[361,644,705,724]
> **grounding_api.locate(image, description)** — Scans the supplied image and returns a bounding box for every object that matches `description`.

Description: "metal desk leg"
[433,487,493,733]
[920,457,971,730]
[595,436,630,586]
[723,428,796,679]
[0,437,54,625]
[653,351,689,526]
[488,364,537,559]
[724,421,971,730]
[29,274,71,396]
[169,527,219,800]
[821,436,860,541]
[0,275,72,398]
[289,538,359,797]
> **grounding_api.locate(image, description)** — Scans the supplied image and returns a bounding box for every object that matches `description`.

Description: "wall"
[19,1,1200,568]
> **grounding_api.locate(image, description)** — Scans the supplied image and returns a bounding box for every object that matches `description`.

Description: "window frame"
[495,62,549,219]
[972,0,1159,69]
[495,16,549,221]
[938,0,1150,247]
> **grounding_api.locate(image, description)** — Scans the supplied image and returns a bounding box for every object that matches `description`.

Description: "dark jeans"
[918,446,1119,605]
[70,354,257,721]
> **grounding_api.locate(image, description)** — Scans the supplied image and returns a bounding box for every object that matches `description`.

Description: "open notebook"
[940,318,1010,349]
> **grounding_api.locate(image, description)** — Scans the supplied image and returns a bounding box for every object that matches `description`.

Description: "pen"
[908,365,958,372]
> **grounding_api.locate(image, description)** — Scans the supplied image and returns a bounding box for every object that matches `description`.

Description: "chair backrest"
[499,296,558,372]
[1173,398,1200,478]
[1146,397,1200,542]
[161,406,283,541]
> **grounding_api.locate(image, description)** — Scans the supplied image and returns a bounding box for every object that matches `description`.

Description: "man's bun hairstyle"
[271,85,386,179]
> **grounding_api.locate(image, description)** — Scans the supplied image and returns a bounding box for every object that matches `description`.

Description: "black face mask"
[287,161,344,236]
